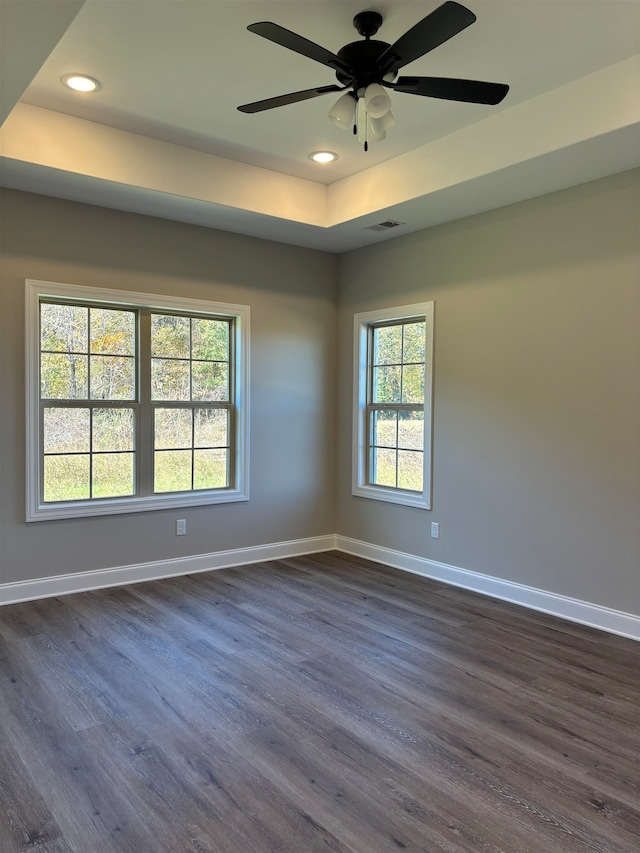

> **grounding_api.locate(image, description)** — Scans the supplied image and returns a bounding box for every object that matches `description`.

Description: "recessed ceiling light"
[62,74,100,93]
[309,151,338,164]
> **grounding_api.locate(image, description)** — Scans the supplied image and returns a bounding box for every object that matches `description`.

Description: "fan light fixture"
[309,151,338,163]
[328,85,393,149]
[62,74,100,92]
[328,84,393,150]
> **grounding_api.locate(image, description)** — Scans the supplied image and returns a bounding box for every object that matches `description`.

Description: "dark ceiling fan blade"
[238,85,344,114]
[248,22,353,75]
[392,76,509,104]
[378,2,476,75]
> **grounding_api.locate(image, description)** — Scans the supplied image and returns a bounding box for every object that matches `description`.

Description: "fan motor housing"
[335,40,391,87]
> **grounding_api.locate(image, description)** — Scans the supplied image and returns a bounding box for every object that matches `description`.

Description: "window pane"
[92,453,134,498]
[373,365,401,403]
[41,303,87,353]
[398,450,423,492]
[90,308,135,355]
[93,408,134,452]
[194,449,227,489]
[90,355,135,400]
[155,408,192,449]
[44,408,90,453]
[402,322,425,363]
[152,359,190,401]
[372,410,397,448]
[194,409,228,447]
[402,364,425,404]
[43,454,90,501]
[151,314,190,359]
[373,325,402,365]
[192,362,228,401]
[41,353,88,399]
[154,449,192,492]
[398,411,424,451]
[192,318,229,361]
[371,447,396,487]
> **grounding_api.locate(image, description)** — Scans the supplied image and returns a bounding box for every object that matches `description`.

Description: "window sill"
[352,483,431,510]
[26,488,249,522]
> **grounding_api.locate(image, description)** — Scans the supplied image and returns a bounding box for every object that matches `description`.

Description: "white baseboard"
[2,532,638,642]
[0,535,337,606]
[335,536,640,642]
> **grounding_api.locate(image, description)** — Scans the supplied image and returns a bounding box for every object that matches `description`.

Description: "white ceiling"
[1,0,639,251]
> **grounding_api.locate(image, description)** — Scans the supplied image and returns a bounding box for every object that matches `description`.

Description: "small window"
[353,302,434,509]
[26,280,249,521]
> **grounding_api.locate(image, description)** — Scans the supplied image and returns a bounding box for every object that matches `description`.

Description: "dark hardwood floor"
[1,551,639,852]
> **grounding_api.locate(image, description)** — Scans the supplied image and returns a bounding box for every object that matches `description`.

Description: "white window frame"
[352,301,434,510]
[26,280,250,522]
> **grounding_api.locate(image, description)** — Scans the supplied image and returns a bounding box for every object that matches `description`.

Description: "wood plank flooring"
[0,551,638,852]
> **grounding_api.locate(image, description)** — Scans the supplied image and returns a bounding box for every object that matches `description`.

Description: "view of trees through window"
[40,301,232,503]
[41,302,136,501]
[368,319,426,492]
[150,313,231,494]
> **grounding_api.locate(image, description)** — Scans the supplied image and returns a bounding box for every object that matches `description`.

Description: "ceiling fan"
[238,1,509,150]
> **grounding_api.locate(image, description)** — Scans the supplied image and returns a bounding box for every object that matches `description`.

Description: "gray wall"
[0,189,338,583]
[337,169,640,614]
[2,171,639,618]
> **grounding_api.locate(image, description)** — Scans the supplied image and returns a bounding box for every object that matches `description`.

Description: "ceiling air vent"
[366,220,406,232]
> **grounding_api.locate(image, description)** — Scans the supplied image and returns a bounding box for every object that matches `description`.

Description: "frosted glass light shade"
[364,83,391,119]
[367,119,386,142]
[370,111,395,135]
[328,93,356,129]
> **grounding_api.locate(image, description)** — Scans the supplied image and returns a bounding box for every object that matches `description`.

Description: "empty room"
[0,1,639,851]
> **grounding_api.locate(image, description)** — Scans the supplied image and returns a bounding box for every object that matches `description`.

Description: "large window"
[26,280,249,521]
[352,302,434,509]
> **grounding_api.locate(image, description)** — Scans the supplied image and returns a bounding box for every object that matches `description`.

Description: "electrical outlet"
[430,522,440,539]
[176,519,187,536]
